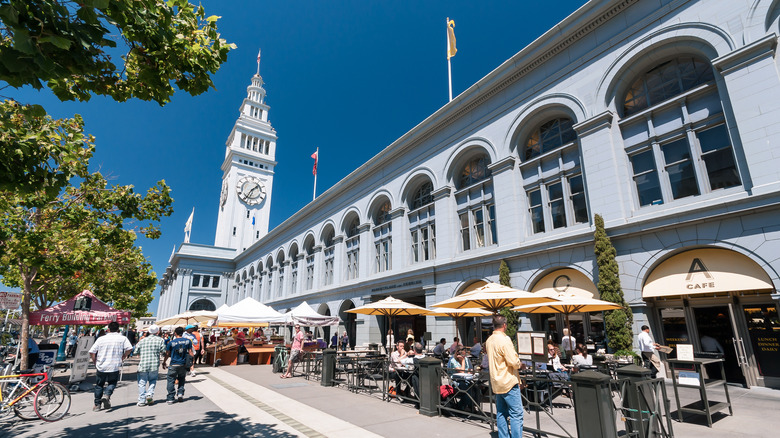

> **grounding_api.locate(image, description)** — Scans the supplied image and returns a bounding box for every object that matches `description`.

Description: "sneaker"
[93,404,101,412]
[189,371,196,377]
[146,397,154,406]
[177,395,183,403]
[101,397,111,409]
[137,402,146,407]
[167,400,174,405]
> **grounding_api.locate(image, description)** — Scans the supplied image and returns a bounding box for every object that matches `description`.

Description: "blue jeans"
[167,365,187,401]
[496,384,523,438]
[94,371,120,406]
[137,370,159,402]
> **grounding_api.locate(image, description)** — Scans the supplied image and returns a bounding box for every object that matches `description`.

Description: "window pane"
[549,182,566,229]
[202,276,210,287]
[528,190,545,233]
[666,161,699,199]
[488,205,497,244]
[191,275,201,287]
[702,148,741,190]
[661,138,690,164]
[473,209,485,247]
[212,276,220,288]
[411,230,419,262]
[631,151,663,206]
[697,124,730,154]
[569,175,588,224]
[459,213,470,251]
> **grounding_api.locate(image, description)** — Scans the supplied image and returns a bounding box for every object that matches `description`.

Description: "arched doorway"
[338,300,356,349]
[189,298,216,312]
[317,303,333,343]
[644,248,778,388]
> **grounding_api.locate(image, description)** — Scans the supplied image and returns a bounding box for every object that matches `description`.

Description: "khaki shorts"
[289,349,303,363]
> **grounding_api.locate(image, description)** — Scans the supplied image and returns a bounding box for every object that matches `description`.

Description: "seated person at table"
[547,341,565,372]
[447,348,472,372]
[389,340,409,396]
[402,342,425,400]
[432,338,447,357]
[571,344,593,368]
[448,337,462,356]
[470,336,482,358]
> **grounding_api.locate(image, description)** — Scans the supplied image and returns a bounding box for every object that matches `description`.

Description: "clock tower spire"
[215,62,277,250]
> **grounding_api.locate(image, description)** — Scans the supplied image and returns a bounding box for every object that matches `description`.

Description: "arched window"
[619,56,741,208]
[454,153,497,251]
[410,182,433,210]
[189,299,216,312]
[623,57,714,116]
[523,118,576,160]
[457,155,491,190]
[408,180,436,263]
[289,245,299,295]
[372,201,392,273]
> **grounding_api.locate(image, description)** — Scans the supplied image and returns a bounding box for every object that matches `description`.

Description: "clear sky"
[6,1,586,315]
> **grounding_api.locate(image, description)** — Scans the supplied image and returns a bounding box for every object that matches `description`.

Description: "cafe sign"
[643,248,774,298]
[0,292,22,310]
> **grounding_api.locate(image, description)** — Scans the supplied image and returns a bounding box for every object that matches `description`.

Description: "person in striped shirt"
[133,324,166,406]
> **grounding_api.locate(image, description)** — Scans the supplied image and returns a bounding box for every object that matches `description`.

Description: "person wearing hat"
[133,324,166,406]
[182,325,199,377]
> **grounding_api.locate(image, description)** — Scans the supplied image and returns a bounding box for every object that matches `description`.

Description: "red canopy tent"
[29,290,131,326]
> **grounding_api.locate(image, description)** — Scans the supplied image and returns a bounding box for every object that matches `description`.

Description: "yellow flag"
[447,19,457,59]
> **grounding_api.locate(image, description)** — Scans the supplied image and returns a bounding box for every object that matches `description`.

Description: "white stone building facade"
[159,0,780,389]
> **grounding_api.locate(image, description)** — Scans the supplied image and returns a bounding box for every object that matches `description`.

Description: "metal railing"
[614,377,675,438]
[436,367,495,431]
[521,371,576,438]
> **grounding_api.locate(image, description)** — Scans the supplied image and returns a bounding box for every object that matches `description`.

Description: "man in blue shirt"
[162,327,193,404]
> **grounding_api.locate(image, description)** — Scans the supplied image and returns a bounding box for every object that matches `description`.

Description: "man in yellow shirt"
[485,315,525,438]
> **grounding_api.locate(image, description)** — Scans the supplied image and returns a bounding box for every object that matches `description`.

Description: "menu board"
[676,344,694,361]
[517,331,547,362]
[517,332,532,355]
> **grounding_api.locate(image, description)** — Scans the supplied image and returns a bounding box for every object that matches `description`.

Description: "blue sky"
[5,1,585,315]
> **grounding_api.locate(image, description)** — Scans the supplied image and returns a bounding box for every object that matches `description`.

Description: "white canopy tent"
[284,301,340,327]
[214,297,286,326]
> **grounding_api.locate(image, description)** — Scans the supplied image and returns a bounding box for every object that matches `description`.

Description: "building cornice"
[713,33,778,75]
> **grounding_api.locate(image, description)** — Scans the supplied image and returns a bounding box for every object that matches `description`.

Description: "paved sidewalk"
[3,359,779,437]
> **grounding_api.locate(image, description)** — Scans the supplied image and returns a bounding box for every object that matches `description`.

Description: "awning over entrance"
[530,268,598,299]
[643,248,774,298]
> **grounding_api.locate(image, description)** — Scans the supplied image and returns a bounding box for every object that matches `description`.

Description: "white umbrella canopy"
[426,307,494,318]
[285,301,340,326]
[432,282,558,313]
[156,310,217,327]
[347,296,431,317]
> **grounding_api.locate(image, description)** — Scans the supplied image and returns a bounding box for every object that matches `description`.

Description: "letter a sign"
[685,258,713,281]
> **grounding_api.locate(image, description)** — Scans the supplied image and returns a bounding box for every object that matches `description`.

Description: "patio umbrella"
[347,296,430,353]
[156,310,217,327]
[512,294,623,355]
[427,307,494,348]
[432,282,557,313]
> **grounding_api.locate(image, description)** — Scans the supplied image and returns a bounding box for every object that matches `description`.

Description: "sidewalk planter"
[570,370,617,438]
[418,357,441,417]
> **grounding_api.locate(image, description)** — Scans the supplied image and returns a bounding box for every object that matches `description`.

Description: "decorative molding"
[389,207,407,220]
[312,245,323,253]
[432,186,452,201]
[713,33,778,75]
[333,235,345,244]
[488,156,517,174]
[573,111,614,136]
[357,222,372,234]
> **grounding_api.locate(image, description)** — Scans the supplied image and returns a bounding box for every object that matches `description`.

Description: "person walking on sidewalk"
[281,325,303,379]
[163,326,193,404]
[89,321,133,411]
[485,315,526,438]
[183,325,200,377]
[638,325,661,378]
[134,324,166,406]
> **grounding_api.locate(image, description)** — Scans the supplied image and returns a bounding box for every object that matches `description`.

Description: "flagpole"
[313,147,318,201]
[447,18,453,102]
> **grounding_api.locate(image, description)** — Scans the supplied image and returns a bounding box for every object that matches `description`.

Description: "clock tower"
[215,68,277,250]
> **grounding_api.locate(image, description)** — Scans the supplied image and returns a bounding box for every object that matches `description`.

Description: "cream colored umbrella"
[512,294,623,355]
[347,296,430,353]
[156,310,217,327]
[427,307,494,347]
[432,282,558,313]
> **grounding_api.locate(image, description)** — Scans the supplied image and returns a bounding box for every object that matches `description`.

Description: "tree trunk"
[19,270,34,370]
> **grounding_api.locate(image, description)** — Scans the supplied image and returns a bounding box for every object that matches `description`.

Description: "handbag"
[439,384,455,399]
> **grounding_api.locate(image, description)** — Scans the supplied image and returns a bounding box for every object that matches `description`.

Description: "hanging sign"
[0,292,22,310]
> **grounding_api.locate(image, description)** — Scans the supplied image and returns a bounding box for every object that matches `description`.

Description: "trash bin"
[616,364,658,438]
[321,349,336,387]
[570,370,617,438]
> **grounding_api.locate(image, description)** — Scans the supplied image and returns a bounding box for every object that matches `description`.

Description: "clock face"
[236,176,266,205]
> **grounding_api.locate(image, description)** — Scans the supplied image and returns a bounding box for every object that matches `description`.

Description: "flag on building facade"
[184,207,194,243]
[447,19,457,59]
[312,150,318,175]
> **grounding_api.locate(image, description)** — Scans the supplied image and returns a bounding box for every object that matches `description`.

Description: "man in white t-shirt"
[89,321,133,411]
[638,325,661,377]
[560,328,576,357]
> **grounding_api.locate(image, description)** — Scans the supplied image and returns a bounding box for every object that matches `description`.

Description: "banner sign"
[70,336,95,383]
[0,292,22,310]
[29,310,131,326]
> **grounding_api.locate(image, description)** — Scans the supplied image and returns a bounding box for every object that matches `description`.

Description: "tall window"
[322,230,335,286]
[409,181,436,263]
[345,218,360,280]
[455,153,496,251]
[290,259,298,294]
[277,264,285,297]
[520,116,587,234]
[620,56,741,208]
[373,201,392,273]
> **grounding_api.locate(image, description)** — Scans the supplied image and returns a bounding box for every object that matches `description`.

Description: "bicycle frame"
[0,371,49,409]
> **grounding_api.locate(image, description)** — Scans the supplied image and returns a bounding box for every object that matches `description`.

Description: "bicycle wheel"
[34,381,71,422]
[12,388,37,420]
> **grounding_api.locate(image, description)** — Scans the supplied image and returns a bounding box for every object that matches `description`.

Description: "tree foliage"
[497,259,519,348]
[0,0,235,104]
[593,214,634,352]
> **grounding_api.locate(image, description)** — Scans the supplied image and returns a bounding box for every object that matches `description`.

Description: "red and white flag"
[311,150,318,175]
